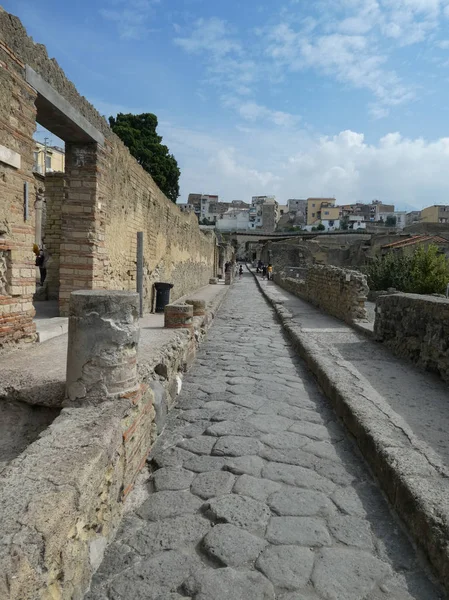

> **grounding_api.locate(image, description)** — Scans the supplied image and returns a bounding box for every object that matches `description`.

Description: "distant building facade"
[421,205,449,224]
[406,211,421,227]
[33,141,65,174]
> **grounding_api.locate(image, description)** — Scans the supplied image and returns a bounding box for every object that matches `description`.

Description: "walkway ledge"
[251,267,449,595]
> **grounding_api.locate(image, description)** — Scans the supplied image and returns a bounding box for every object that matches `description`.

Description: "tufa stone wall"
[102,139,216,310]
[274,264,368,323]
[374,293,449,382]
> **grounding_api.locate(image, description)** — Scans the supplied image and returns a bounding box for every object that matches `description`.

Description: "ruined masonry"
[0,7,221,350]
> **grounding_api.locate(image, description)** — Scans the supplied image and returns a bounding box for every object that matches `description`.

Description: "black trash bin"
[154,282,174,313]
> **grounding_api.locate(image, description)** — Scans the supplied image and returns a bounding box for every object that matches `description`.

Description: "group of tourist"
[256,260,273,281]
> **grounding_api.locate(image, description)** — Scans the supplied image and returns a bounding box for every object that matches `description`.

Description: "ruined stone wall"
[43,172,65,300]
[101,138,216,310]
[274,264,368,323]
[374,293,449,381]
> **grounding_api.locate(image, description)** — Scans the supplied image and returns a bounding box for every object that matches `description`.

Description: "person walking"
[267,263,273,281]
[239,264,243,280]
[262,264,267,281]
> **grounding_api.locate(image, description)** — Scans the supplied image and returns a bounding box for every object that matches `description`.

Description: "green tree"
[364,244,449,294]
[409,245,449,294]
[340,215,349,230]
[317,223,326,231]
[109,113,180,203]
[385,215,397,227]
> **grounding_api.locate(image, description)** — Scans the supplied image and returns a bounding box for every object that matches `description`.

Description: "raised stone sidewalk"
[86,272,442,600]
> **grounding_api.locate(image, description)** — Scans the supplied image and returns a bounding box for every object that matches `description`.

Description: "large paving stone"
[210,406,253,422]
[258,446,317,469]
[205,421,261,438]
[109,550,200,599]
[266,516,331,546]
[233,474,282,502]
[267,488,336,517]
[288,421,332,441]
[153,468,195,491]
[202,523,267,566]
[191,471,235,499]
[262,462,336,494]
[212,435,262,457]
[312,548,392,600]
[183,455,228,473]
[302,440,342,462]
[152,446,194,469]
[227,376,256,385]
[137,490,203,521]
[122,514,211,555]
[179,436,217,455]
[261,432,310,450]
[247,414,294,433]
[277,405,326,424]
[331,486,367,516]
[327,515,375,550]
[187,567,275,600]
[227,393,267,409]
[206,494,271,532]
[225,455,265,476]
[256,545,315,590]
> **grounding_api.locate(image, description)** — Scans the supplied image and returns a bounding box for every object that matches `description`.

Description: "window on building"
[312,213,315,218]
[34,151,39,165]
[312,203,315,207]
[45,155,52,169]
[324,211,329,215]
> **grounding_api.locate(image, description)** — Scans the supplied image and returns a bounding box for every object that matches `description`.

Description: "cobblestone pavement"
[86,272,443,600]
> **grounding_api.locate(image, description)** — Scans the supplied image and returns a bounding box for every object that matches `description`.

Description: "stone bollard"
[65,290,140,404]
[225,271,232,285]
[164,303,193,329]
[185,298,206,316]
[209,277,218,284]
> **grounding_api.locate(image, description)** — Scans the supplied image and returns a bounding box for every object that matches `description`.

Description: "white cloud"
[437,39,449,47]
[224,98,300,127]
[100,0,159,39]
[161,120,449,210]
[174,18,241,56]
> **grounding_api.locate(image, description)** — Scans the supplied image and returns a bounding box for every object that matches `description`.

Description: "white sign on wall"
[0,144,21,169]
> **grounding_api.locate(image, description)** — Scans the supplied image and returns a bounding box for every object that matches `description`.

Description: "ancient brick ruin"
[0,8,218,349]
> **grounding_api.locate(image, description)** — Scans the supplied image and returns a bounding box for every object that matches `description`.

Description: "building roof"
[381,234,449,250]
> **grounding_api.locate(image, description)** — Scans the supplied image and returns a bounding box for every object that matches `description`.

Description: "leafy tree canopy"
[109,113,180,203]
[364,244,449,294]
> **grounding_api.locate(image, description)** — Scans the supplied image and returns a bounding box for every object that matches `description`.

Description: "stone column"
[164,303,193,329]
[65,290,140,405]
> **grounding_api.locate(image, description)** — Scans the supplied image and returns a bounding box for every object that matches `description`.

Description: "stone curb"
[250,267,449,594]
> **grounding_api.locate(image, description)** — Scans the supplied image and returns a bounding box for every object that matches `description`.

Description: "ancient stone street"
[86,272,442,600]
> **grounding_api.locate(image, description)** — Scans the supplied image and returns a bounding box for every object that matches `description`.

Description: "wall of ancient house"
[374,293,449,382]
[274,264,369,323]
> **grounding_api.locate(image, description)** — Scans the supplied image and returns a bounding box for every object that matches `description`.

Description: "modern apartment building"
[306,198,336,225]
[33,141,65,174]
[421,205,449,224]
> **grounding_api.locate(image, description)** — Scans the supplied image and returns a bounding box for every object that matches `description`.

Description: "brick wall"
[0,32,37,348]
[43,172,65,300]
[274,264,368,323]
[374,293,449,381]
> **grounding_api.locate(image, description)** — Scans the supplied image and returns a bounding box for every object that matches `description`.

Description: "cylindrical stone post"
[164,303,193,329]
[185,298,206,316]
[209,277,218,285]
[225,272,232,285]
[65,290,140,405]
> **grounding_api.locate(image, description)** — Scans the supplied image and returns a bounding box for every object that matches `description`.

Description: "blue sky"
[5,0,449,209]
